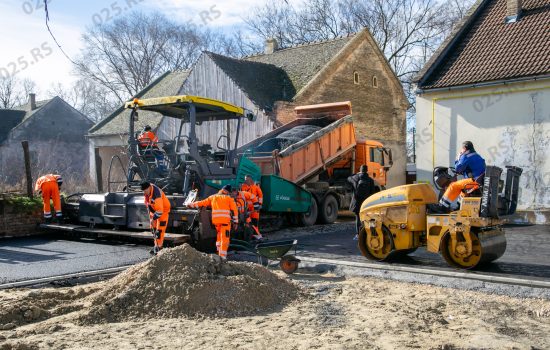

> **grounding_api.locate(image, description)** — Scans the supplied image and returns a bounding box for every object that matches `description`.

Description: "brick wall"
[276,34,408,186]
[0,200,42,238]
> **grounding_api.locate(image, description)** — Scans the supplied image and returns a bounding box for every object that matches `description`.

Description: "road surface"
[0,222,548,284]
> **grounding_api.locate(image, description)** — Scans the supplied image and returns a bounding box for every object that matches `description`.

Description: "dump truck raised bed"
[238,101,393,225]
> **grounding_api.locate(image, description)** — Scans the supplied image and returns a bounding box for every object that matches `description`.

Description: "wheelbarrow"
[229,239,300,274]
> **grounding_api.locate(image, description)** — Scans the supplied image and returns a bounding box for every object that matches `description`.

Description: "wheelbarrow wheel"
[258,255,269,267]
[280,255,299,274]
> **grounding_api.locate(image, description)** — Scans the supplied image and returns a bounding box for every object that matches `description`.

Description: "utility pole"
[412,127,416,164]
[21,141,33,198]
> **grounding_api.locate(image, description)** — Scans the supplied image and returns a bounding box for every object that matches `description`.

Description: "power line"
[43,0,79,66]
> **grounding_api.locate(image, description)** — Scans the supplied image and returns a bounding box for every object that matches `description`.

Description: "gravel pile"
[78,244,299,323]
[0,245,299,330]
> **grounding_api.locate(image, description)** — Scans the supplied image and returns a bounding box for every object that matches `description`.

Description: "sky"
[0,0,299,96]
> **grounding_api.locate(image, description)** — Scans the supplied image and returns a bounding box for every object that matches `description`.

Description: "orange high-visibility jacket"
[189,190,238,225]
[241,183,263,207]
[237,191,259,214]
[34,174,59,192]
[138,130,159,147]
[145,184,171,220]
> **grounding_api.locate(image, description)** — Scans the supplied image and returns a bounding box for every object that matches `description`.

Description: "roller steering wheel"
[433,167,457,191]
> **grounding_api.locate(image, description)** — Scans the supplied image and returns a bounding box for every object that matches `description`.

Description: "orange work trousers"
[442,178,479,203]
[41,181,61,218]
[249,212,262,239]
[151,213,169,248]
[215,224,231,258]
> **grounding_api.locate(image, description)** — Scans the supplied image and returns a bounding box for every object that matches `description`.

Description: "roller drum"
[476,227,507,264]
[442,226,507,269]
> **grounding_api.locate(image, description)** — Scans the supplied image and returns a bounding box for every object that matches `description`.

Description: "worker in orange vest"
[232,188,262,240]
[138,125,159,148]
[34,174,63,222]
[241,175,263,238]
[138,125,167,172]
[187,185,238,259]
[141,181,171,255]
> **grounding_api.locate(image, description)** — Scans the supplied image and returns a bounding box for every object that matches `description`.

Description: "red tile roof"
[417,0,550,89]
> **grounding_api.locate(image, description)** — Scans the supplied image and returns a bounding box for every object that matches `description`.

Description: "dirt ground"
[1,269,549,350]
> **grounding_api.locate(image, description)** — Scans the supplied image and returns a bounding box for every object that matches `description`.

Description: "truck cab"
[355,140,393,188]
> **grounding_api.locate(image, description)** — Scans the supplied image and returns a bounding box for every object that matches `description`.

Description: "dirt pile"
[0,288,93,330]
[78,244,299,324]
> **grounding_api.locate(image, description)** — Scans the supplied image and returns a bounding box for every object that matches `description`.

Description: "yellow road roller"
[358,166,523,269]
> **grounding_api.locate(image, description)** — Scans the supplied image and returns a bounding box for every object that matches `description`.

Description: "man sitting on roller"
[428,141,486,214]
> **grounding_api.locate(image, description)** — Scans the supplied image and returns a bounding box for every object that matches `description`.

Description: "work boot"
[149,246,161,256]
[426,203,450,214]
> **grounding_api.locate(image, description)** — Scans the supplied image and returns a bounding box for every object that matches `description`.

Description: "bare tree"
[47,79,118,123]
[0,76,38,109]
[74,11,206,104]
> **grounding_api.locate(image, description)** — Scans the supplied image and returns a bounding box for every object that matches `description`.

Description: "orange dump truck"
[239,101,393,225]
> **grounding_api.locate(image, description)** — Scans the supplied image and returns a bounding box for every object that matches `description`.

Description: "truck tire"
[298,198,318,226]
[318,195,338,224]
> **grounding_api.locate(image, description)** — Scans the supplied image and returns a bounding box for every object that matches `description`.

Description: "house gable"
[277,29,408,143]
[416,0,550,90]
[205,52,294,111]
[176,53,275,147]
[8,97,94,143]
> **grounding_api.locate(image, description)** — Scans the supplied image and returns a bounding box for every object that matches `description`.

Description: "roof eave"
[416,74,550,94]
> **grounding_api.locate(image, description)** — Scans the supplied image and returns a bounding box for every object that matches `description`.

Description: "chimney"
[29,93,36,110]
[505,0,522,23]
[265,38,279,54]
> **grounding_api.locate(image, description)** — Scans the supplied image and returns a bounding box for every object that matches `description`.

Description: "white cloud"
[0,0,305,96]
[0,1,82,96]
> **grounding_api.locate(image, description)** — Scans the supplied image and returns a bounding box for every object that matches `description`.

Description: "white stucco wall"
[415,79,550,210]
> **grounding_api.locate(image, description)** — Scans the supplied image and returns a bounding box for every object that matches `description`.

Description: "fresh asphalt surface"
[0,235,150,284]
[0,222,548,284]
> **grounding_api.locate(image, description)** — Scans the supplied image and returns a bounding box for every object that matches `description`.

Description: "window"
[372,76,378,88]
[353,71,359,85]
[370,147,385,166]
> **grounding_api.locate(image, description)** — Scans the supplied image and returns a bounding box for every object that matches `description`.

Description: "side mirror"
[245,110,256,122]
[385,148,393,167]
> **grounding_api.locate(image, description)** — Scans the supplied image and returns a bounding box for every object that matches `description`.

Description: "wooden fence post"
[21,141,33,198]
[94,148,103,192]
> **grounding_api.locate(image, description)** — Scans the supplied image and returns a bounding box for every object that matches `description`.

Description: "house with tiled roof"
[0,93,93,186]
[90,28,408,187]
[414,0,550,215]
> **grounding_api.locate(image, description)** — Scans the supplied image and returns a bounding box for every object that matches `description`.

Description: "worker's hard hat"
[55,175,63,184]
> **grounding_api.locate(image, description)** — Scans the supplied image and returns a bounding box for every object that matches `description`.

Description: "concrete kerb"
[297,256,550,299]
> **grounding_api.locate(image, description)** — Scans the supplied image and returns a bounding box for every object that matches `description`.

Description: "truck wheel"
[319,195,338,224]
[298,198,318,226]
